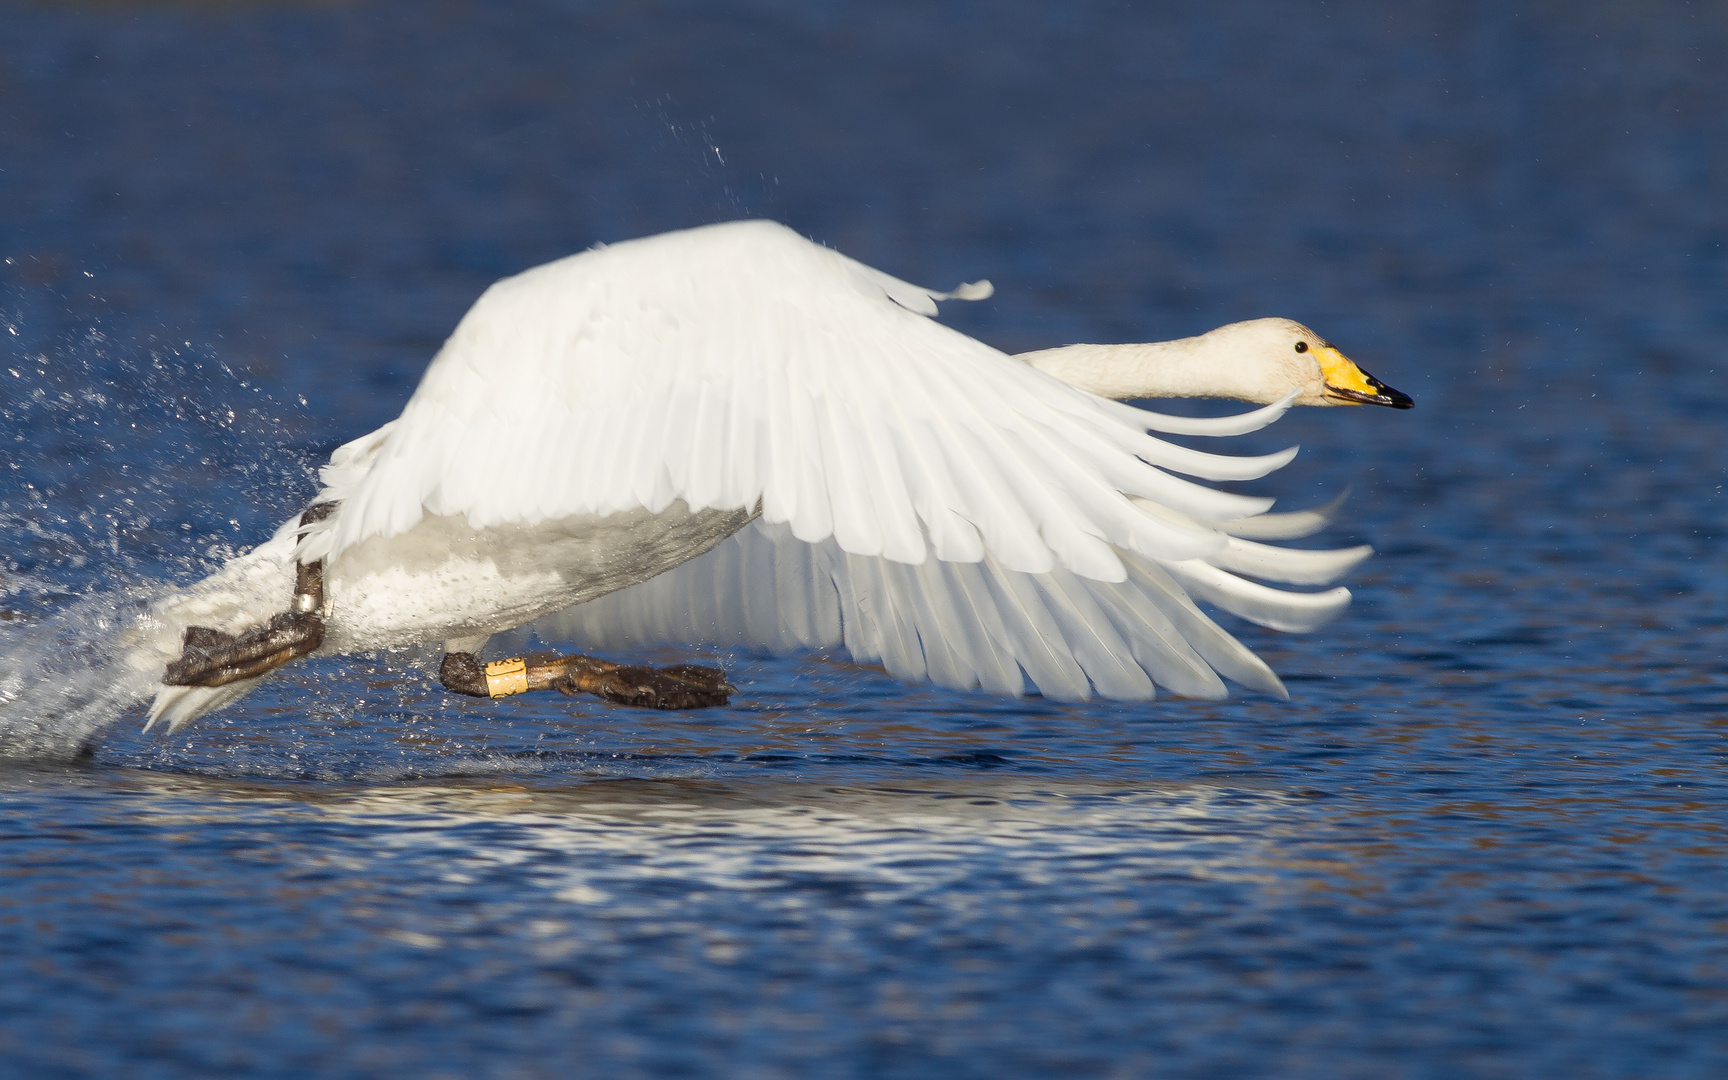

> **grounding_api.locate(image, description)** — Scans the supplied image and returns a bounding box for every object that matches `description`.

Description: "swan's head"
[1204,318,1413,408]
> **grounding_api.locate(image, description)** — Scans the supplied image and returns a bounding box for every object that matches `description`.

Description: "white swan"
[129,219,1411,732]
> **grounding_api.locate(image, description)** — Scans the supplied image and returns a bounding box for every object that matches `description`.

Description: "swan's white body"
[133,220,1391,731]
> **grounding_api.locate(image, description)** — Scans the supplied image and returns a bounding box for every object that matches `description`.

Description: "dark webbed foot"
[162,612,325,687]
[438,651,493,697]
[439,651,734,709]
[554,661,734,710]
[161,501,335,690]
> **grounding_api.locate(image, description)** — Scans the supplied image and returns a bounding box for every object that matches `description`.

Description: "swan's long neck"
[1015,335,1274,403]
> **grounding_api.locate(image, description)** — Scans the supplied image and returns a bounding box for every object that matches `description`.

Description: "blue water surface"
[1,2,1726,1077]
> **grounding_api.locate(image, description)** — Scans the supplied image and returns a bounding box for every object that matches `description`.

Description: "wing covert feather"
[326,221,1273,576]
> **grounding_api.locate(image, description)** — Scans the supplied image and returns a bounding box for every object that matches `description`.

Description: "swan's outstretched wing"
[303,220,1296,582]
[519,517,1369,701]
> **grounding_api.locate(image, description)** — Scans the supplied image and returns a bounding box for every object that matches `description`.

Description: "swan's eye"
[1294,341,1309,353]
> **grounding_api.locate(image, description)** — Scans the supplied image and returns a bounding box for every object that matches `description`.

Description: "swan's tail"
[128,521,302,734]
[145,677,271,736]
[142,429,391,733]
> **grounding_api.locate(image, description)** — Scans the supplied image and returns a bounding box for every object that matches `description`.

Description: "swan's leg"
[161,503,334,688]
[439,651,733,710]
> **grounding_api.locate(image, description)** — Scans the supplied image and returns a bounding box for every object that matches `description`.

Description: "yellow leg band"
[483,657,530,698]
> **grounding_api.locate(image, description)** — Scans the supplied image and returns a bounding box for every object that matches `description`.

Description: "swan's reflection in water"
[0,761,1364,1055]
[93,768,1353,921]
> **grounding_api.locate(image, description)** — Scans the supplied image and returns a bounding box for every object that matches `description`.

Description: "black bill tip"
[1327,372,1414,409]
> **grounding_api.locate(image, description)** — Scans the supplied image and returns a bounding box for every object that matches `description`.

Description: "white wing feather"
[518,514,1360,701]
[290,220,1370,703]
[323,221,1279,580]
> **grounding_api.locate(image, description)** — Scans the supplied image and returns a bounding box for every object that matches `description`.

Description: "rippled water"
[2,2,1726,1076]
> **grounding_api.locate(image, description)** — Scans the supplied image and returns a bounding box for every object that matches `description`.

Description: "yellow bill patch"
[1317,345,1378,399]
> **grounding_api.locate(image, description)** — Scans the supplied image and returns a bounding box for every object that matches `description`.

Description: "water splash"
[0,580,165,758]
[0,291,317,759]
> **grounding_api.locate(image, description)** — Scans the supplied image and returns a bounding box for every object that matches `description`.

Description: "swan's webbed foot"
[554,661,735,710]
[162,612,324,687]
[437,651,493,696]
[161,501,335,689]
[439,651,734,710]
